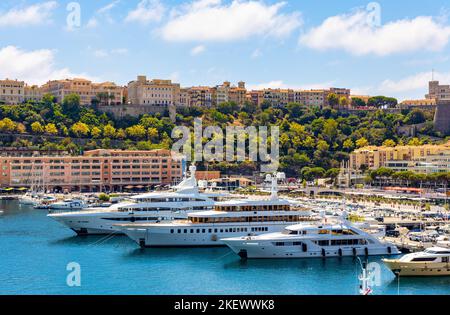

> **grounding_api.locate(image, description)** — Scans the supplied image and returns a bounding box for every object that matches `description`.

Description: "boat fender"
[352,248,357,256]
[338,248,343,257]
[321,248,326,257]
[365,247,369,256]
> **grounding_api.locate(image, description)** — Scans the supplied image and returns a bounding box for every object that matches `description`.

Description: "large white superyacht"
[48,166,219,235]
[117,174,314,247]
[221,215,400,259]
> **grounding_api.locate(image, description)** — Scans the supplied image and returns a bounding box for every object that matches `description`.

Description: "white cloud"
[86,17,99,28]
[190,45,206,56]
[251,49,262,59]
[98,0,120,14]
[92,48,129,58]
[160,0,302,42]
[247,80,335,91]
[300,10,450,56]
[125,0,165,24]
[0,1,57,27]
[379,71,450,95]
[0,46,97,85]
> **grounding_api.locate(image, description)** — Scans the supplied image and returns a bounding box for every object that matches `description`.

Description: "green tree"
[70,122,90,137]
[31,121,44,134]
[44,123,58,135]
[356,137,369,148]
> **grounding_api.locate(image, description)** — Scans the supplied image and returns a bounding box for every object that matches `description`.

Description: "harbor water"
[1,200,449,295]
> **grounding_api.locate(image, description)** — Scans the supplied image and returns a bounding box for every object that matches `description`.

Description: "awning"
[15,187,28,191]
[135,185,144,189]
[124,185,134,189]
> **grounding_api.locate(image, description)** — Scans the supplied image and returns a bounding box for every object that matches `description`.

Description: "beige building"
[127,76,181,108]
[0,149,184,192]
[0,79,25,104]
[214,81,247,106]
[24,85,42,102]
[188,86,214,107]
[426,80,450,101]
[41,78,123,106]
[349,142,450,170]
[399,99,436,110]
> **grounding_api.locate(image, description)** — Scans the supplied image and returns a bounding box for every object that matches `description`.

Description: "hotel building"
[349,142,450,171]
[0,149,184,193]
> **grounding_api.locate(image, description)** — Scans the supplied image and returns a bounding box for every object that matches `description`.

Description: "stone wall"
[434,101,450,135]
[98,104,168,119]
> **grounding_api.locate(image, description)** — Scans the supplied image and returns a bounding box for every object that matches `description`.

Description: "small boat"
[436,235,450,249]
[48,199,87,212]
[383,247,450,276]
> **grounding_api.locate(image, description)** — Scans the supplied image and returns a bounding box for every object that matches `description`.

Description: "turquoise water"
[1,200,450,295]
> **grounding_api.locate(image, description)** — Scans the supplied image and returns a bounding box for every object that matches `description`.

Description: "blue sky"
[1,0,450,100]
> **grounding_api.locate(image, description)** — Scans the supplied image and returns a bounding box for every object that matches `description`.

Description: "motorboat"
[383,247,450,276]
[221,215,399,259]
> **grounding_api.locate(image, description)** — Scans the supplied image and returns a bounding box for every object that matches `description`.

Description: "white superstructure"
[222,216,399,259]
[48,166,218,235]
[118,174,314,247]
[383,247,450,276]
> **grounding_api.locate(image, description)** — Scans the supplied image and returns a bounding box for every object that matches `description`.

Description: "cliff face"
[434,101,450,135]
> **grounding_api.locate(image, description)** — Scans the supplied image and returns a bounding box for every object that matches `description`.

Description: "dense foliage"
[0,93,446,178]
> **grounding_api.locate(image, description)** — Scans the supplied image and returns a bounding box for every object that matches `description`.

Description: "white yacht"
[383,247,450,276]
[48,199,87,212]
[221,216,399,259]
[48,166,218,235]
[117,174,314,247]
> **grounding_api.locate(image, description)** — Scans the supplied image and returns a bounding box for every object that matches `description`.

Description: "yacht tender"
[383,247,450,276]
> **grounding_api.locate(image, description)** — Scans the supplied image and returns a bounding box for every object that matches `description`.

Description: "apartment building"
[188,86,214,107]
[214,81,247,106]
[262,88,292,107]
[0,79,25,104]
[0,149,185,192]
[41,78,123,106]
[349,142,450,170]
[246,90,264,107]
[24,85,42,102]
[127,76,181,108]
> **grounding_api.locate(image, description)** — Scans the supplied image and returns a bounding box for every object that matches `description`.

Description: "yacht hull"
[382,259,450,276]
[121,224,288,247]
[223,239,398,259]
[49,211,189,235]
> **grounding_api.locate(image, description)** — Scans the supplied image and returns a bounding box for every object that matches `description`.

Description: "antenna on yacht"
[189,164,197,179]
[358,258,373,295]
